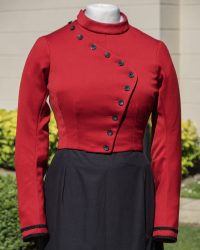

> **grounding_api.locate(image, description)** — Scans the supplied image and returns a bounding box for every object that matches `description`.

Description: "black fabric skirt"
[43,148,160,250]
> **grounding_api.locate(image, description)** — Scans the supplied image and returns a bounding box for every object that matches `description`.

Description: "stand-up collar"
[76,9,130,34]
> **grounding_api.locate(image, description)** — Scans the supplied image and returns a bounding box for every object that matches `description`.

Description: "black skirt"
[43,148,160,250]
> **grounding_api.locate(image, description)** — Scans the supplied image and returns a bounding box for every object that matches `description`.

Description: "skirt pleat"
[44,148,156,250]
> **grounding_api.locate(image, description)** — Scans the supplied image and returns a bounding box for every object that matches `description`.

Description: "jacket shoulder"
[38,20,75,43]
[129,24,161,45]
[128,25,171,64]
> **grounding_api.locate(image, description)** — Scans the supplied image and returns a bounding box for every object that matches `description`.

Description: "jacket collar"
[76,9,130,35]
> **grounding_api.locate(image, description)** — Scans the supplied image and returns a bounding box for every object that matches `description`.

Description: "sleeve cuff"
[153,226,178,243]
[21,224,49,242]
[23,233,49,242]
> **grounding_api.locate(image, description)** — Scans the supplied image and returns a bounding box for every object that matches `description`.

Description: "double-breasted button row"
[69,23,84,40]
[88,44,126,72]
[69,24,136,152]
[69,24,135,79]
[69,25,75,30]
[103,115,117,150]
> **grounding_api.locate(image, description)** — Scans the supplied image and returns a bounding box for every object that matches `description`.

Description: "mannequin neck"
[85,3,123,24]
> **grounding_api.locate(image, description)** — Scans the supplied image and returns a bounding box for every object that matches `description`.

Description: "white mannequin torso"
[85,3,124,24]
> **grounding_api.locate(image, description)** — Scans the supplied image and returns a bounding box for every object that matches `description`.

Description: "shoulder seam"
[155,40,163,64]
[40,35,51,77]
[42,36,51,64]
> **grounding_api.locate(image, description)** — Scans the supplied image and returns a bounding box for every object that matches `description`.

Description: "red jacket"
[14,8,182,243]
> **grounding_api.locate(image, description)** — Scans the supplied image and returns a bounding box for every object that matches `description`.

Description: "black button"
[124,85,130,91]
[104,51,111,58]
[77,34,84,40]
[69,25,75,30]
[107,129,113,136]
[112,115,118,121]
[128,71,134,78]
[118,59,124,66]
[103,145,109,151]
[90,44,97,50]
[118,99,124,106]
[68,20,72,24]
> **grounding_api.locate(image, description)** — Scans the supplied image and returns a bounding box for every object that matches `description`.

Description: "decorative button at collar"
[70,25,75,30]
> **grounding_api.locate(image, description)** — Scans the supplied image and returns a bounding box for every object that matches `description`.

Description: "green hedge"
[0,108,200,177]
[0,108,58,170]
[0,174,35,249]
[181,120,200,176]
[0,109,16,170]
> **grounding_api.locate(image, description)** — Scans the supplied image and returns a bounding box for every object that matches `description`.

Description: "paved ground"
[0,168,200,224]
[179,197,200,224]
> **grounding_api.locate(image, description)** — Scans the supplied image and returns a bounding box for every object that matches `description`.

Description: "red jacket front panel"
[14,9,182,242]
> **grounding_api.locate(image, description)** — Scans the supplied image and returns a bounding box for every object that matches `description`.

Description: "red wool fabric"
[14,8,182,242]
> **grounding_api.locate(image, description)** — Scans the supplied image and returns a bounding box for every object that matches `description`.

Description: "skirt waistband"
[54,148,150,169]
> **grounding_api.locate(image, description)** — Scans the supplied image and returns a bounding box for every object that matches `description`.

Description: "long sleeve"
[151,41,182,243]
[14,36,51,242]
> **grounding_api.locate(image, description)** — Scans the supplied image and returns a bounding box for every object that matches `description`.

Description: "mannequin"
[27,3,164,250]
[85,3,123,23]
